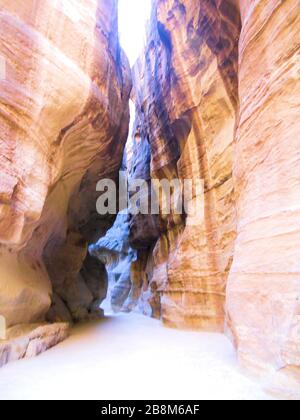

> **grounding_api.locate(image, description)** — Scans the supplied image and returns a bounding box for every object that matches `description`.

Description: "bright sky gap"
[118,0,152,66]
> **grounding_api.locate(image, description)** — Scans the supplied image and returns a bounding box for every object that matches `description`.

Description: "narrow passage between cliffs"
[118,0,152,66]
[0,312,272,400]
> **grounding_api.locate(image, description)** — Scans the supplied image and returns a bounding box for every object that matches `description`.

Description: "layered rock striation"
[89,210,137,313]
[131,0,241,331]
[226,0,300,399]
[0,0,131,349]
[0,322,69,368]
[0,0,299,399]
[129,0,300,398]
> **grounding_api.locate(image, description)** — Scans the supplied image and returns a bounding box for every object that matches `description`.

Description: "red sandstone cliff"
[132,0,240,331]
[0,0,130,363]
[227,0,300,399]
[131,0,300,398]
[0,0,299,399]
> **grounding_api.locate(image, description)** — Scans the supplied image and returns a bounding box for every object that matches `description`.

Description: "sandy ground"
[0,312,273,400]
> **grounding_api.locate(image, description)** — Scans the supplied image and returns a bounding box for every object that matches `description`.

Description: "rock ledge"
[0,323,70,368]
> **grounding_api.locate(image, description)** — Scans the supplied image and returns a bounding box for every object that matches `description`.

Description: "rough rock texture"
[128,126,163,318]
[89,211,137,312]
[131,0,241,331]
[226,0,300,399]
[130,0,300,398]
[0,323,69,368]
[1,0,299,399]
[128,127,162,250]
[0,0,131,331]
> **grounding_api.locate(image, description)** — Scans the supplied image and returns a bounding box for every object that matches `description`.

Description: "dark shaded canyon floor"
[0,313,273,400]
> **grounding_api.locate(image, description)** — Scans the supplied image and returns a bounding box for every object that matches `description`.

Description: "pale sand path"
[0,312,273,400]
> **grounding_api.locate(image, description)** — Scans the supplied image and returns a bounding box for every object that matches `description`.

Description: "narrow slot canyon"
[0,0,299,401]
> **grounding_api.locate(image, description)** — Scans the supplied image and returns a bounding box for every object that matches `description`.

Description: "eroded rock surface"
[0,0,299,399]
[226,0,300,399]
[129,0,300,398]
[0,323,69,368]
[131,0,240,331]
[89,211,137,312]
[0,0,130,336]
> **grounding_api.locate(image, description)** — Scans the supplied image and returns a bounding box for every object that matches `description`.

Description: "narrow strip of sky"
[118,0,152,66]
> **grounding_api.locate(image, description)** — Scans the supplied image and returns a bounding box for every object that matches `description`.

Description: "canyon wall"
[131,0,300,398]
[226,0,300,398]
[0,0,299,398]
[131,0,241,331]
[89,210,138,313]
[0,0,130,338]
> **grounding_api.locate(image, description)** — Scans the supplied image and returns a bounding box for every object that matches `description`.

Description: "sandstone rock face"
[226,0,300,399]
[0,0,131,331]
[131,0,241,331]
[130,0,300,398]
[1,0,299,399]
[128,125,162,250]
[0,323,69,368]
[127,124,163,318]
[89,211,137,312]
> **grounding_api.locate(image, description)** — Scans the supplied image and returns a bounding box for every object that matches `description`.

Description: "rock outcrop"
[0,323,69,368]
[1,0,299,400]
[131,0,240,331]
[226,0,300,399]
[90,211,137,313]
[129,0,300,398]
[0,0,131,352]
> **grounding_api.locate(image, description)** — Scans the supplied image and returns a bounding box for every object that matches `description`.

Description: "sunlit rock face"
[131,0,300,398]
[0,323,70,368]
[0,0,131,332]
[226,0,300,399]
[131,0,241,331]
[89,211,137,312]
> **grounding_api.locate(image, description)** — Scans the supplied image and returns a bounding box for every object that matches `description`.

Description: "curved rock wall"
[89,210,137,313]
[226,0,300,398]
[0,0,131,327]
[1,0,299,398]
[131,0,300,397]
[131,0,241,331]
